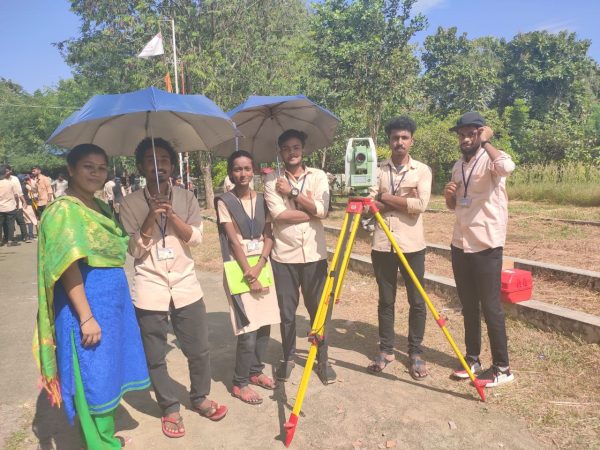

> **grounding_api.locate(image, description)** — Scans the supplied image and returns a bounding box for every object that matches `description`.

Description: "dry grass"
[326,199,600,272]
[191,220,223,272]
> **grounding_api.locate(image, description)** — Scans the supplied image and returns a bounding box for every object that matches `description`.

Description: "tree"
[310,0,426,144]
[58,0,312,207]
[421,27,502,115]
[498,31,597,120]
[0,78,92,173]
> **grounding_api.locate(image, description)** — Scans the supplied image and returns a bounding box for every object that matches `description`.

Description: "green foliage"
[2,1,599,190]
[422,28,502,115]
[499,31,597,120]
[309,0,425,141]
[508,162,600,206]
[410,115,458,191]
[211,159,228,189]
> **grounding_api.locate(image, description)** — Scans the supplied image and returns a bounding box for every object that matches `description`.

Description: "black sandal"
[367,354,395,373]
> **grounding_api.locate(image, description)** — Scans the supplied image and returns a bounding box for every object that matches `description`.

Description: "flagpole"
[171,18,184,181]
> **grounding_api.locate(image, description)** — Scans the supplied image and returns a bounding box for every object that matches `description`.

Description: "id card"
[246,240,260,252]
[157,247,175,261]
[458,197,472,207]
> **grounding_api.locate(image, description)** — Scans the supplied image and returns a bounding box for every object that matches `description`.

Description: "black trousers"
[135,299,211,415]
[271,259,329,364]
[371,249,427,356]
[0,210,17,243]
[35,205,46,220]
[451,245,509,367]
[233,325,270,387]
[2,209,26,241]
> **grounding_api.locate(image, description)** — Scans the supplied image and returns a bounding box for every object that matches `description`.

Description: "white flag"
[137,33,164,58]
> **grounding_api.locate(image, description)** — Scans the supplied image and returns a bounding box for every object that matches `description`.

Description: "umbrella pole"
[150,135,161,192]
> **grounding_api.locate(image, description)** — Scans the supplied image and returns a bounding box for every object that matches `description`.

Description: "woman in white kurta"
[216,150,280,405]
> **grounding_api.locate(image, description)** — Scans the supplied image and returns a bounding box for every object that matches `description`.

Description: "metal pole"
[171,17,184,180]
[171,18,179,95]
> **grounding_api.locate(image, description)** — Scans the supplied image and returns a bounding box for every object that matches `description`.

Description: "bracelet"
[80,315,94,328]
[260,255,268,263]
[140,230,152,239]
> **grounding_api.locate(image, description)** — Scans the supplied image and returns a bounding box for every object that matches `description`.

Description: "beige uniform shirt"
[120,186,204,311]
[35,175,53,206]
[10,176,24,208]
[449,147,515,253]
[369,157,432,253]
[264,167,329,264]
[0,179,19,212]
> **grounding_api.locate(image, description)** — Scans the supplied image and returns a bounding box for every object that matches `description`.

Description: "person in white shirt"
[52,173,69,197]
[0,165,24,246]
[103,177,116,210]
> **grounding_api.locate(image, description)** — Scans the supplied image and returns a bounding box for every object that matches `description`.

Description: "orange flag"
[165,72,173,93]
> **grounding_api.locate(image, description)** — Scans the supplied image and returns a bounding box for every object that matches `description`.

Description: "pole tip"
[284,413,299,447]
[474,382,487,402]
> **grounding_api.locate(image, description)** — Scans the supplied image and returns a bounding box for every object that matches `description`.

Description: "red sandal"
[249,373,277,390]
[231,385,263,405]
[193,399,228,421]
[161,416,185,438]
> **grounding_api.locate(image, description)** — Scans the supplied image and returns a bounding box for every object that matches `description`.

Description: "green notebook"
[223,255,274,295]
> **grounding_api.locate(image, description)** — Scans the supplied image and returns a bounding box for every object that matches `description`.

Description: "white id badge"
[458,197,472,207]
[157,247,175,261]
[246,240,260,252]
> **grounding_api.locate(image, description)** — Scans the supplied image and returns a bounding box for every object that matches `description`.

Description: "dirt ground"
[321,199,600,316]
[326,200,600,273]
[193,222,600,449]
[4,219,599,450]
[2,242,546,450]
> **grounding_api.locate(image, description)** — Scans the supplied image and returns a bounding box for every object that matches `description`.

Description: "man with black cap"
[444,111,515,388]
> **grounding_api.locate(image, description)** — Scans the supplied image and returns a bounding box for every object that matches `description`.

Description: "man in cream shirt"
[367,116,432,380]
[444,111,516,388]
[264,129,336,385]
[120,137,228,439]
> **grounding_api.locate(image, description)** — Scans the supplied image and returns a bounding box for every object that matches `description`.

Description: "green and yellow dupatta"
[33,196,128,406]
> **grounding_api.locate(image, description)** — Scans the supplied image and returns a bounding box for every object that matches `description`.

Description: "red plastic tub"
[501,269,533,303]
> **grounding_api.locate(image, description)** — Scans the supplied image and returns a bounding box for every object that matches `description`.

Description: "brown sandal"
[367,354,395,373]
[409,355,428,381]
[194,399,229,421]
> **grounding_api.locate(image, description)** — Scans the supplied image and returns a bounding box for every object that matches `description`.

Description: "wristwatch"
[480,140,491,147]
[288,187,300,199]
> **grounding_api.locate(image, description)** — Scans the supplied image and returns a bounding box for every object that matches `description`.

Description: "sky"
[2,0,599,94]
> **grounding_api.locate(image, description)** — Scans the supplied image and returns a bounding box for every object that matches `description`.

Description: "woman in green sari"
[34,144,150,449]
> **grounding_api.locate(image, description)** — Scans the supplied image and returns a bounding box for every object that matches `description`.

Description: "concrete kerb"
[324,225,600,292]
[327,248,600,344]
[202,216,600,343]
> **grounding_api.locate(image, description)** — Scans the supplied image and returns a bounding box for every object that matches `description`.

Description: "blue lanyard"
[461,151,485,198]
[389,165,407,195]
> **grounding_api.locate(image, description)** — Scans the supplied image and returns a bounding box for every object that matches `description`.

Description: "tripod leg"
[372,211,486,402]
[284,208,363,446]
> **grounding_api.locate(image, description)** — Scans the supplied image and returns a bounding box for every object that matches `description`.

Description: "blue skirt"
[54,262,150,424]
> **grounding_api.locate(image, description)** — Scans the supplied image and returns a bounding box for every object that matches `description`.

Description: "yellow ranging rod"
[284,198,485,447]
[284,200,364,447]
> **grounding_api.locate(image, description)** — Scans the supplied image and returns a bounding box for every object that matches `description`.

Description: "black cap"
[449,111,486,132]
